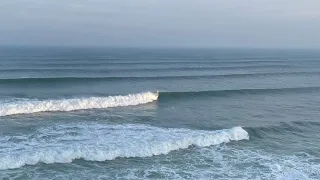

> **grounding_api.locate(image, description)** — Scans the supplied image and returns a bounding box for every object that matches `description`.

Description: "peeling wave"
[0,92,158,116]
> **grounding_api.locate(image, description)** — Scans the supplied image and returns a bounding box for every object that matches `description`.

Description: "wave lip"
[0,92,158,116]
[0,124,249,170]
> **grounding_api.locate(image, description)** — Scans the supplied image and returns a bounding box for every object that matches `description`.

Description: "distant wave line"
[0,72,319,84]
[0,59,289,64]
[0,63,293,69]
[0,64,294,72]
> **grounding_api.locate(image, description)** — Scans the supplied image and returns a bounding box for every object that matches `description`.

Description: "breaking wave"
[0,92,158,116]
[0,124,249,170]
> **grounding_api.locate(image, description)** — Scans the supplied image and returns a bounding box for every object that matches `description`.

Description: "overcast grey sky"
[0,0,320,48]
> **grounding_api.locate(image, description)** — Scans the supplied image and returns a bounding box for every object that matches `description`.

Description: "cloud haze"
[0,0,320,48]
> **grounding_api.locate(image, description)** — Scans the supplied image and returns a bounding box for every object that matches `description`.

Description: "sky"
[0,0,320,48]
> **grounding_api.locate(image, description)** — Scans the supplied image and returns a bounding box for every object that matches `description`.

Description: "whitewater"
[0,124,248,170]
[1,48,320,179]
[0,92,158,116]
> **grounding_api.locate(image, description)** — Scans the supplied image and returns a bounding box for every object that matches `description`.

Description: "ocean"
[0,47,319,180]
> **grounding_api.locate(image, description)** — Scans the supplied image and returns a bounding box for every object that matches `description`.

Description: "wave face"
[0,124,249,170]
[159,87,320,100]
[0,92,158,116]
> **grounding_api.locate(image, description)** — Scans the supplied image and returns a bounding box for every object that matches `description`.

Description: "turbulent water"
[0,47,320,180]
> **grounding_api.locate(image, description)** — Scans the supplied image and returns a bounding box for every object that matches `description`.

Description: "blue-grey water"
[0,47,320,180]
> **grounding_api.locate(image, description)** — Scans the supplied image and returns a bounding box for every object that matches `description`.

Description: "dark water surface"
[0,47,320,179]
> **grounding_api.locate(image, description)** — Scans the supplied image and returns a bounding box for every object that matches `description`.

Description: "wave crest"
[0,92,158,116]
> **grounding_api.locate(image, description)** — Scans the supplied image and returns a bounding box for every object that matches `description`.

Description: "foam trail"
[0,124,249,170]
[0,92,158,116]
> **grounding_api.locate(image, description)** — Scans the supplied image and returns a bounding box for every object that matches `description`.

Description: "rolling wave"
[246,121,320,139]
[0,124,249,170]
[1,87,319,116]
[1,72,319,85]
[0,92,158,116]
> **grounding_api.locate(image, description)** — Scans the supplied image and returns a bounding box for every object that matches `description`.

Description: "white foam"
[116,147,319,180]
[0,124,248,170]
[0,92,158,116]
